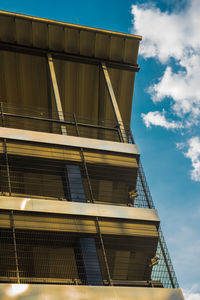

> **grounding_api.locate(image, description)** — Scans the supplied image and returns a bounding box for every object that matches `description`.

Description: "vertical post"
[1,103,20,283]
[47,53,67,135]
[101,62,128,143]
[46,62,53,134]
[73,113,95,204]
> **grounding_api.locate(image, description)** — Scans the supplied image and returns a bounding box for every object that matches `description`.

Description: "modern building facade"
[0,11,184,299]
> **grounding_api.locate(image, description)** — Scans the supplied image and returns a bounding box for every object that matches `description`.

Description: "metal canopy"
[0,10,141,65]
[0,10,141,125]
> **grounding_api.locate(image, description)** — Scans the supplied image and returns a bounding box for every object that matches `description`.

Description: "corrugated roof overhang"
[0,11,141,125]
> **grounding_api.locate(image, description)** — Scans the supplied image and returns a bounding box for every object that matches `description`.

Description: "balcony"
[0,208,159,285]
[0,102,132,143]
[0,102,142,207]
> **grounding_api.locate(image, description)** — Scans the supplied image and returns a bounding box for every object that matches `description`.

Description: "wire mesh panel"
[0,211,109,285]
[100,234,158,283]
[0,226,17,282]
[0,139,139,206]
[134,163,155,209]
[151,228,179,288]
[86,163,137,206]
[16,230,79,283]
[133,162,179,288]
[0,211,160,286]
[0,141,93,202]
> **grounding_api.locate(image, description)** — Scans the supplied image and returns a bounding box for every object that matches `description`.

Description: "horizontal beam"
[0,42,140,72]
[0,127,140,155]
[2,112,119,131]
[0,196,160,222]
[0,284,184,300]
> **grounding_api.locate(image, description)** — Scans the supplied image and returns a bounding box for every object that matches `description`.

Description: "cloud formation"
[184,292,200,300]
[132,1,200,62]
[131,0,200,181]
[184,286,200,300]
[131,0,200,120]
[184,137,200,181]
[141,110,183,129]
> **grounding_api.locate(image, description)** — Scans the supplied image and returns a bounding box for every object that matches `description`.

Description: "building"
[0,10,184,300]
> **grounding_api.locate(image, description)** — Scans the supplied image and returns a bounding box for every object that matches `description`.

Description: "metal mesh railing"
[0,136,138,206]
[135,162,179,288]
[0,214,108,285]
[128,131,179,288]
[0,102,131,143]
[134,163,155,209]
[0,211,159,286]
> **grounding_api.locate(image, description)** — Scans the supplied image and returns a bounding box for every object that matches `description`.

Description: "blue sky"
[1,0,199,298]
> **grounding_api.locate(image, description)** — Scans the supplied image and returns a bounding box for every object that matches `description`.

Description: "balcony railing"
[0,145,138,207]
[0,102,132,143]
[0,102,140,207]
[0,212,159,286]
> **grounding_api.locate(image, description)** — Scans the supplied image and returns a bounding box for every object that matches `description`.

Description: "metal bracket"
[47,53,67,135]
[101,62,128,143]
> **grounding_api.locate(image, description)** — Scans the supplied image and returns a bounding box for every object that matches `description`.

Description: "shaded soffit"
[0,10,141,125]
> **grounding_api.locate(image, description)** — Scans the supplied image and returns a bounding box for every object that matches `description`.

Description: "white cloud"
[176,142,185,150]
[131,0,200,62]
[141,110,183,129]
[184,136,200,181]
[184,285,200,300]
[149,56,200,118]
[184,291,200,300]
[131,0,200,121]
[177,136,200,181]
[132,4,187,63]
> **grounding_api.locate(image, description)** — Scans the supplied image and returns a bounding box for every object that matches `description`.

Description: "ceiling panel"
[49,24,65,51]
[0,15,15,43]
[124,38,140,64]
[80,30,95,57]
[109,36,124,61]
[15,18,32,46]
[95,33,110,59]
[32,21,48,49]
[64,27,80,54]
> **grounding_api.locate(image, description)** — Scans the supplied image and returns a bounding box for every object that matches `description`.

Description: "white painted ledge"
[0,127,140,155]
[0,284,184,300]
[0,196,159,222]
